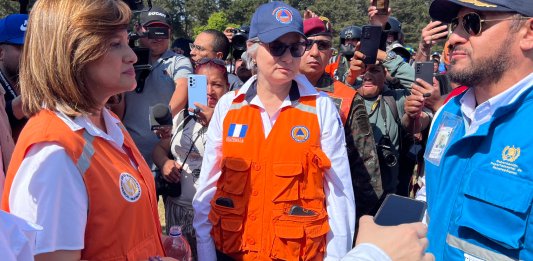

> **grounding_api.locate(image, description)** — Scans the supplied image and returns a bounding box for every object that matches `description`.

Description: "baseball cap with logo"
[430,0,533,23]
[0,14,28,45]
[249,2,304,43]
[303,17,332,37]
[140,6,170,27]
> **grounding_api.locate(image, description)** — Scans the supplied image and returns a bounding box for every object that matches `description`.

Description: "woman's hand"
[161,159,181,183]
[190,103,214,126]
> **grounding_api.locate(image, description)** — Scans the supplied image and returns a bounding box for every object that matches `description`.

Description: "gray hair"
[244,37,260,71]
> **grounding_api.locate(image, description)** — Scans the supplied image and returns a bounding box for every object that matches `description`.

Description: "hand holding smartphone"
[187,74,207,114]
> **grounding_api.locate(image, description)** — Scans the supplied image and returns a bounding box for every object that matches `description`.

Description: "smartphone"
[187,74,208,112]
[415,62,434,85]
[372,0,389,15]
[360,25,383,64]
[374,194,427,226]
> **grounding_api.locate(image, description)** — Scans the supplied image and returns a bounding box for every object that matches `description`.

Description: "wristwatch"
[384,51,397,63]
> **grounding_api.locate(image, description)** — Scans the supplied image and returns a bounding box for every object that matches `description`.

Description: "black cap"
[430,0,533,23]
[140,6,170,26]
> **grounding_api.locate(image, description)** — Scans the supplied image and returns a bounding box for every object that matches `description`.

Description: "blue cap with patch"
[0,14,28,45]
[430,0,533,23]
[249,2,304,43]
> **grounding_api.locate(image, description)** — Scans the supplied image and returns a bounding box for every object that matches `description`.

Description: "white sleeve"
[341,243,392,261]
[0,210,42,261]
[192,92,234,261]
[317,93,356,260]
[9,142,88,255]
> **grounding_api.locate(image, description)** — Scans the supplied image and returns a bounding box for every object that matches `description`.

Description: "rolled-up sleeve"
[317,93,356,260]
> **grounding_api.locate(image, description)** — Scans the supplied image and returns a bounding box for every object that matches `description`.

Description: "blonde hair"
[21,0,131,117]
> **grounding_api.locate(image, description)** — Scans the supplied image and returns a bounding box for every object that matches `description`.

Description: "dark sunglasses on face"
[266,41,307,57]
[305,40,333,51]
[196,58,226,66]
[449,12,531,36]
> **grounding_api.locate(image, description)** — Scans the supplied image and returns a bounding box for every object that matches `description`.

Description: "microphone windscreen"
[152,103,172,126]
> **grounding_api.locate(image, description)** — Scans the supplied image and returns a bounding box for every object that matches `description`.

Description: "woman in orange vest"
[192,2,356,260]
[1,0,166,260]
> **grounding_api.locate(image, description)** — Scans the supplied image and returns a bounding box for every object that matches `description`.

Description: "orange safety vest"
[208,86,331,261]
[321,80,356,126]
[1,110,164,260]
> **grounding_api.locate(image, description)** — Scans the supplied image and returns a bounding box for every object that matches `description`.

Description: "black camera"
[231,26,249,51]
[377,135,398,168]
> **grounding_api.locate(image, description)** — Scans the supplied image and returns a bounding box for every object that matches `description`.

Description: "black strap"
[0,70,17,100]
[381,92,400,124]
[169,115,205,171]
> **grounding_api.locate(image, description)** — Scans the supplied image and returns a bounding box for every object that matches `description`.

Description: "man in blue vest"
[410,0,533,260]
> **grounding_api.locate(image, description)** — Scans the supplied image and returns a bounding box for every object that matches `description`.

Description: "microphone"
[149,103,172,130]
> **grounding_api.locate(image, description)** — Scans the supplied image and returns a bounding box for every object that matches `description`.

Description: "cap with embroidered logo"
[430,0,533,23]
[249,2,304,43]
[0,14,28,45]
[140,6,170,27]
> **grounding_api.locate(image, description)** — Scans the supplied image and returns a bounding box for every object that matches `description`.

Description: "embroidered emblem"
[502,145,520,162]
[273,7,293,24]
[119,173,141,202]
[226,123,248,143]
[458,0,497,7]
[291,126,310,143]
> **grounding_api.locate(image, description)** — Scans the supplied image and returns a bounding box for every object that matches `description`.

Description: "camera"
[377,135,398,168]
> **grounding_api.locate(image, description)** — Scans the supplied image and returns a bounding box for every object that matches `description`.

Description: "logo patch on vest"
[226,123,248,143]
[119,173,142,202]
[291,126,310,143]
[490,145,523,175]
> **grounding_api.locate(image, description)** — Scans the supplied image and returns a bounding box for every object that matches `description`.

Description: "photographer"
[112,6,193,180]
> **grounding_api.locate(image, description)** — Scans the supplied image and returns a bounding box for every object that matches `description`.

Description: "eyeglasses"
[189,43,211,52]
[449,12,531,36]
[305,40,332,51]
[264,41,307,57]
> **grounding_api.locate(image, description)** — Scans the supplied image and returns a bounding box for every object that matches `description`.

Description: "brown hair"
[20,0,131,117]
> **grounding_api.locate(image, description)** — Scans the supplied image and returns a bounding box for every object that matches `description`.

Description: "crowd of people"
[0,0,532,260]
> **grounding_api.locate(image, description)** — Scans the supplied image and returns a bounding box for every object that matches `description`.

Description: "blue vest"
[424,86,533,260]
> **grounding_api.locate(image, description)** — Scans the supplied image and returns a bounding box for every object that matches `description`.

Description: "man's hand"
[153,126,172,139]
[368,0,391,28]
[223,27,234,42]
[411,77,441,112]
[346,44,366,85]
[161,159,181,183]
[190,103,214,126]
[420,21,448,47]
[303,9,319,19]
[356,216,434,261]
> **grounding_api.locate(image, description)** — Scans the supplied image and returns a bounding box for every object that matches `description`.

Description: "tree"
[0,0,19,18]
[193,11,238,37]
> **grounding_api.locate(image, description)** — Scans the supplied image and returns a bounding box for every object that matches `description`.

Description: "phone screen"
[374,194,427,226]
[187,74,208,111]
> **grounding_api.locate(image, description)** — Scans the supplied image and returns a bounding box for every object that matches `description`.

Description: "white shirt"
[0,210,42,261]
[460,72,533,135]
[192,74,356,260]
[8,108,127,254]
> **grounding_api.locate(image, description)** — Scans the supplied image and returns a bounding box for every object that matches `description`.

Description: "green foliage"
[193,11,238,37]
[0,1,19,18]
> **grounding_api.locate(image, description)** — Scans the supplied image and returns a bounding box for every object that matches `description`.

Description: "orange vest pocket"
[210,214,244,254]
[221,157,251,195]
[270,212,329,261]
[272,163,303,202]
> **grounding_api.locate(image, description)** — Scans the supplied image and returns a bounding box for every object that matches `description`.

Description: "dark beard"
[447,38,512,88]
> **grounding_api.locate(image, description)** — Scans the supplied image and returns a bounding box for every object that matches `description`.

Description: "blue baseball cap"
[249,2,304,43]
[430,0,533,23]
[0,14,28,45]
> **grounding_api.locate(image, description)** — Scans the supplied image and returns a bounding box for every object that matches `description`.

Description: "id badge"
[425,112,462,166]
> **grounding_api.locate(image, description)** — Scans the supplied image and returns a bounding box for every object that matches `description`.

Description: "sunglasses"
[264,41,307,57]
[305,40,333,51]
[449,12,531,36]
[196,58,226,66]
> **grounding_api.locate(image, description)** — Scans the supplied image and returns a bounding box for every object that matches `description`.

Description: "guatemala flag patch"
[228,123,248,138]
